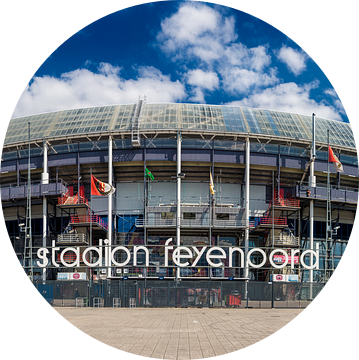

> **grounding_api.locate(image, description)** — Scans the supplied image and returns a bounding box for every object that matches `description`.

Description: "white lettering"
[173,247,192,267]
[300,243,320,270]
[206,247,226,267]
[165,238,173,266]
[133,246,149,266]
[290,249,301,269]
[192,246,207,267]
[229,247,244,268]
[269,249,289,269]
[36,248,49,267]
[82,246,102,267]
[247,248,266,268]
[51,240,60,268]
[111,246,131,267]
[35,241,324,272]
[103,239,109,267]
[60,247,80,268]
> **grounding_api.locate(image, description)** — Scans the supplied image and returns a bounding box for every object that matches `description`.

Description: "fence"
[33,280,324,309]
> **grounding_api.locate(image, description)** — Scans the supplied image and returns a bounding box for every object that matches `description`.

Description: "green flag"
[145,168,154,181]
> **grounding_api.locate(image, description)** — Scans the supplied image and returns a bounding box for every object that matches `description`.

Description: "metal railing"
[57,233,88,244]
[136,218,254,228]
[296,183,358,203]
[146,195,242,207]
[1,178,68,201]
[58,193,89,206]
[70,215,108,230]
[34,279,325,309]
[269,198,300,208]
[268,235,300,247]
[255,217,287,226]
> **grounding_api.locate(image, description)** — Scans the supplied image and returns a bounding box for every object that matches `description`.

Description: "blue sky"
[13,1,347,121]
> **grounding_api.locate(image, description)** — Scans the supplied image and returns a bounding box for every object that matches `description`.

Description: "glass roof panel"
[4,103,356,150]
[242,108,262,134]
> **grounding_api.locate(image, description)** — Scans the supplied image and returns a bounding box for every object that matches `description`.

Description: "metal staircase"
[131,95,146,147]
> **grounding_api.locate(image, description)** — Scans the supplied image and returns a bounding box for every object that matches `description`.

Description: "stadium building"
[1,99,357,307]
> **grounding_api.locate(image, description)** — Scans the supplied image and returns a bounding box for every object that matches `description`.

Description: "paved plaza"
[55,307,303,359]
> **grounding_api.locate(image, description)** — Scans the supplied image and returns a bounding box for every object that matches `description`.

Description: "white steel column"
[176,131,182,281]
[108,135,113,278]
[244,138,250,285]
[42,139,49,281]
[309,113,316,297]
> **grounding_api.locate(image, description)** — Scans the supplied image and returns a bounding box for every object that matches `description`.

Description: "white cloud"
[224,44,271,72]
[157,2,236,64]
[229,82,342,120]
[12,64,186,118]
[157,3,278,100]
[185,69,219,103]
[186,69,219,90]
[12,3,342,122]
[324,88,346,116]
[276,45,308,76]
[221,67,278,94]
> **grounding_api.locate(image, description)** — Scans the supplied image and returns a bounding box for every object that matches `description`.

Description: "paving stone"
[55,307,303,359]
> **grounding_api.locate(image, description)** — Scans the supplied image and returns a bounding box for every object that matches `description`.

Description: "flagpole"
[326,129,332,281]
[309,113,316,297]
[108,135,113,278]
[90,167,93,280]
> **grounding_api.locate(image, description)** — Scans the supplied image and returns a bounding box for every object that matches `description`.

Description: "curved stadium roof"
[3,103,356,150]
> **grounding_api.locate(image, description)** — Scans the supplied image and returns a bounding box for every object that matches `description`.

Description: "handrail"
[256,217,287,226]
[0,178,68,189]
[297,181,358,193]
[57,233,88,244]
[70,215,108,230]
[135,218,255,228]
[58,193,89,206]
[269,198,300,207]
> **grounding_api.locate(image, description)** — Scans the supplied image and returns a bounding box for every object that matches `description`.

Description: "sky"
[12,0,347,121]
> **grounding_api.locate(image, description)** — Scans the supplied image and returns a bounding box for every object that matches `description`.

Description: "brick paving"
[55,307,302,359]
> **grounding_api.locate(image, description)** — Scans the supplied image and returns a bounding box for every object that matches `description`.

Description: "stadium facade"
[1,99,358,307]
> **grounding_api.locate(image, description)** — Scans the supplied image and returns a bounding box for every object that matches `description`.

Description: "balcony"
[135,218,254,229]
[58,188,89,208]
[296,183,358,204]
[269,197,300,209]
[57,233,88,245]
[252,217,288,232]
[267,234,300,247]
[70,214,108,231]
[1,179,68,201]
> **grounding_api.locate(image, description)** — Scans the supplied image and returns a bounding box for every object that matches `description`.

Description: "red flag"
[328,146,343,173]
[91,175,116,196]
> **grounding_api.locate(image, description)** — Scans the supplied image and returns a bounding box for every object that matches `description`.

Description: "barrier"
[129,298,136,308]
[34,279,324,309]
[113,298,121,308]
[76,297,87,308]
[93,297,104,308]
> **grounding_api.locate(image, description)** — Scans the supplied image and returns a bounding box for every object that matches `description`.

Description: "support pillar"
[309,113,316,298]
[42,138,48,281]
[244,138,250,295]
[176,131,182,281]
[108,135,113,278]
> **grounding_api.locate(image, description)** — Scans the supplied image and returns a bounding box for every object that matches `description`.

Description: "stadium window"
[161,212,174,220]
[183,213,196,220]
[216,213,229,220]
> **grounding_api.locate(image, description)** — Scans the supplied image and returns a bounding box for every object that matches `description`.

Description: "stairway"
[131,96,146,147]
